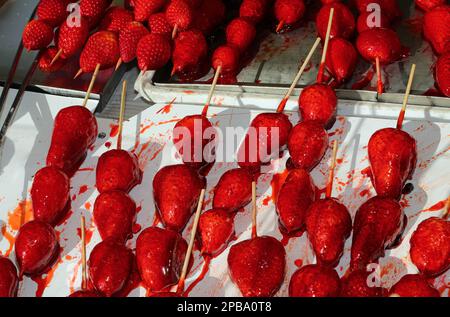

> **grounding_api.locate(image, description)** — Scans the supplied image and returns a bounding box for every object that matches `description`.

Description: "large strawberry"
[356,28,402,64]
[136,33,172,71]
[79,31,120,73]
[298,84,337,129]
[22,20,54,51]
[316,2,355,40]
[435,51,450,97]
[226,18,257,52]
[212,45,240,74]
[148,13,172,38]
[37,0,70,27]
[119,21,149,63]
[56,16,90,59]
[198,208,234,256]
[172,30,208,75]
[416,0,446,12]
[99,6,134,34]
[165,0,193,33]
[80,0,112,28]
[423,5,450,55]
[133,0,166,22]
[325,37,358,83]
[274,0,306,32]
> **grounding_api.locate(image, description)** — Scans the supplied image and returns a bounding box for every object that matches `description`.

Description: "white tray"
[0,88,449,297]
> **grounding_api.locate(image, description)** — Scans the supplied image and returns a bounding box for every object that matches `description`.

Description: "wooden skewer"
[50,48,63,66]
[251,181,257,239]
[81,63,101,108]
[117,80,127,150]
[276,20,285,33]
[326,140,338,198]
[81,215,87,291]
[172,24,178,40]
[317,8,334,84]
[115,58,123,71]
[276,37,321,113]
[176,188,206,294]
[396,64,416,130]
[443,196,450,220]
[201,65,222,117]
[375,57,383,95]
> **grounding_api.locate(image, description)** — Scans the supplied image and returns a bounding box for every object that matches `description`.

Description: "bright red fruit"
[355,0,401,21]
[100,6,134,33]
[198,208,235,256]
[435,51,450,97]
[119,21,149,63]
[37,0,69,27]
[240,0,269,24]
[22,20,54,51]
[212,45,240,74]
[289,264,341,297]
[31,166,70,226]
[38,46,66,73]
[213,168,253,212]
[274,0,306,29]
[341,269,385,297]
[15,221,60,277]
[298,84,337,129]
[133,0,166,22]
[56,17,90,59]
[389,274,440,297]
[172,30,208,75]
[356,28,402,65]
[228,236,286,297]
[415,0,446,12]
[0,257,18,297]
[325,37,358,83]
[316,3,355,40]
[80,0,112,27]
[136,33,172,71]
[423,5,450,55]
[80,31,120,73]
[165,0,193,32]
[226,18,257,52]
[148,13,172,37]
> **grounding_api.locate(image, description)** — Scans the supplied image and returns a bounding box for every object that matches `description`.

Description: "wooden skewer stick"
[172,24,179,40]
[251,181,257,239]
[276,20,285,33]
[81,215,87,291]
[396,64,416,130]
[317,8,334,84]
[442,196,450,220]
[277,37,322,113]
[81,63,101,108]
[176,188,206,294]
[117,80,127,150]
[375,57,383,95]
[326,140,338,198]
[50,48,63,66]
[115,58,123,72]
[201,65,222,117]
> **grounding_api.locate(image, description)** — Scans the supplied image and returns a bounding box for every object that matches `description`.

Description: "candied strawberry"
[56,17,90,59]
[79,31,120,73]
[165,0,193,32]
[289,264,341,297]
[316,2,355,40]
[226,18,257,52]
[435,51,450,97]
[389,274,440,297]
[325,37,358,83]
[423,5,450,55]
[356,28,402,64]
[240,0,269,24]
[99,6,134,33]
[198,208,234,256]
[212,45,240,74]
[356,11,390,33]
[171,30,208,75]
[274,0,305,31]
[213,168,253,212]
[341,269,385,297]
[22,20,54,51]
[148,13,172,37]
[298,83,337,129]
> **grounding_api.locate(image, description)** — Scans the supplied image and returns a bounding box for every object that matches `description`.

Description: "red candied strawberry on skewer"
[211,45,240,84]
[316,3,355,40]
[274,0,306,33]
[276,168,316,234]
[356,10,390,33]
[356,27,402,95]
[240,0,269,25]
[350,196,406,271]
[213,168,253,212]
[99,6,134,34]
[171,29,208,78]
[415,0,447,12]
[153,164,206,232]
[435,51,450,97]
[389,274,440,297]
[298,83,338,129]
[96,82,142,194]
[228,182,286,297]
[226,18,257,53]
[136,33,172,72]
[0,256,19,297]
[423,5,450,55]
[93,191,137,243]
[355,0,401,22]
[166,0,194,39]
[198,208,235,257]
[88,238,133,297]
[148,13,172,38]
[80,0,112,28]
[341,269,385,297]
[38,46,66,73]
[133,0,166,22]
[31,166,70,226]
[193,0,225,36]
[116,21,149,70]
[368,65,417,199]
[325,37,358,84]
[37,0,70,27]
[136,227,189,293]
[289,264,341,297]
[305,141,352,267]
[14,221,60,277]
[22,20,54,51]
[237,39,321,173]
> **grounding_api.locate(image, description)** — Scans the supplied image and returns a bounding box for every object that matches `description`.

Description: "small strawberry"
[415,0,446,12]
[172,29,208,75]
[423,5,450,55]
[38,46,66,72]
[226,18,256,52]
[37,0,70,27]
[193,0,226,35]
[435,51,450,97]
[325,37,358,83]
[148,13,172,37]
[274,0,306,32]
[136,33,172,71]
[298,83,337,129]
[212,45,240,74]
[316,2,355,40]
[22,20,54,51]
[119,21,149,63]
[165,0,193,32]
[57,16,90,59]
[133,0,166,22]
[99,6,134,34]
[79,31,120,73]
[80,0,112,28]
[240,0,269,24]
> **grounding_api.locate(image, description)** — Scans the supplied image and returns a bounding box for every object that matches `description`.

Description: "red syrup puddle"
[351,69,375,90]
[132,223,142,234]
[110,124,119,138]
[78,185,88,195]
[157,98,176,114]
[105,141,112,149]
[359,189,371,198]
[421,199,447,213]
[31,255,62,297]
[183,256,212,297]
[294,259,303,268]
[280,228,305,247]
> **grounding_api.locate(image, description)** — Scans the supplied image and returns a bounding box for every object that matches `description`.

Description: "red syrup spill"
[183,256,212,297]
[294,259,303,268]
[421,200,447,213]
[157,98,176,114]
[359,189,371,198]
[132,223,142,234]
[105,142,112,149]
[78,185,88,195]
[280,228,305,247]
[110,124,119,138]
